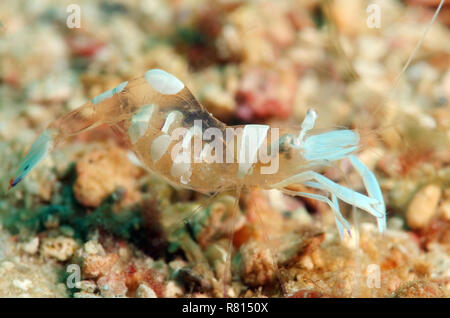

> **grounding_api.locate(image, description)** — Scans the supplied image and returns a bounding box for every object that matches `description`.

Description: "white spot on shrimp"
[126,151,144,168]
[151,134,171,162]
[91,81,128,104]
[161,111,183,134]
[129,104,157,144]
[145,69,184,95]
[238,125,269,179]
[170,152,192,185]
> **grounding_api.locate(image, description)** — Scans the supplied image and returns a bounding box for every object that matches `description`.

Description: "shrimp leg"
[272,167,385,234]
[272,170,382,215]
[281,188,351,238]
[348,155,386,233]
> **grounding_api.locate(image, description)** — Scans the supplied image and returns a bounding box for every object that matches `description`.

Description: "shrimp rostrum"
[9,69,386,238]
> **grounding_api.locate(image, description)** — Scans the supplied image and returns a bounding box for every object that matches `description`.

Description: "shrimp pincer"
[9,69,386,238]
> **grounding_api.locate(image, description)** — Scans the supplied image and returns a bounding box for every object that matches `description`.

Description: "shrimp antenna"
[387,0,446,100]
[324,0,446,128]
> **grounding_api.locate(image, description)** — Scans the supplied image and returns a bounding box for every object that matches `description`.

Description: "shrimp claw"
[272,109,386,238]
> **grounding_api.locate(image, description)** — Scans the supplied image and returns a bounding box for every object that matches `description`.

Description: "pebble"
[40,236,78,261]
[77,280,97,293]
[136,284,157,298]
[21,237,39,255]
[84,240,106,256]
[13,279,33,291]
[73,292,102,298]
[406,184,442,230]
[165,281,183,298]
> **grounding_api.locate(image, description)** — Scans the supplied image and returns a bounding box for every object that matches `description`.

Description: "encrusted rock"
[97,272,128,297]
[74,147,143,207]
[40,236,77,261]
[73,291,102,298]
[77,280,97,293]
[83,254,119,278]
[240,241,276,287]
[392,280,447,298]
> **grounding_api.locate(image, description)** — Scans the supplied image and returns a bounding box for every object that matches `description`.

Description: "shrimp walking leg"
[273,168,385,231]
[281,188,351,238]
[273,171,382,216]
[348,155,386,233]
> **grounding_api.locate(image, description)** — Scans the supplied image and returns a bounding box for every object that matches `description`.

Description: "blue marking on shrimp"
[303,130,360,161]
[91,81,128,104]
[9,129,53,189]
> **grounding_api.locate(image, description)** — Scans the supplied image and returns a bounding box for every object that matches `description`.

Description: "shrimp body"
[9,69,386,238]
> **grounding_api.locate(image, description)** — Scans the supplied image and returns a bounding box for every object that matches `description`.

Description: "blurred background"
[0,0,449,298]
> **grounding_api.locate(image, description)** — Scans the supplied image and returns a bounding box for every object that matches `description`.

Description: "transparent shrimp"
[6,0,446,300]
[9,68,386,238]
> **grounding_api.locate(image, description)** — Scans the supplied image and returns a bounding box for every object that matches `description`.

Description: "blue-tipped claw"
[8,176,22,190]
[8,130,53,190]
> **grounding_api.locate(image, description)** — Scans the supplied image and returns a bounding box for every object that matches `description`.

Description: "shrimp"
[8,68,386,238]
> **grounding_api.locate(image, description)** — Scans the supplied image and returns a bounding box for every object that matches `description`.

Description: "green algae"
[2,163,144,243]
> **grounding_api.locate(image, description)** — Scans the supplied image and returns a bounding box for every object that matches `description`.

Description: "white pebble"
[13,279,33,291]
[136,284,157,298]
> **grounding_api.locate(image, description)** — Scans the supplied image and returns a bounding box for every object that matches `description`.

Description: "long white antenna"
[388,0,446,99]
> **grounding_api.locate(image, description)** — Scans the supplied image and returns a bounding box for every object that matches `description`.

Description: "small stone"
[21,237,39,255]
[165,281,183,298]
[77,280,97,293]
[73,292,102,298]
[406,184,442,230]
[240,241,276,287]
[136,284,157,298]
[84,240,105,256]
[40,236,78,261]
[300,255,314,270]
[13,279,33,291]
[83,254,119,278]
